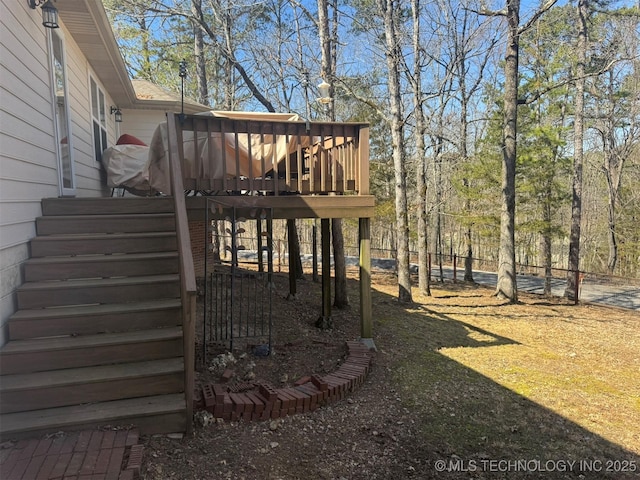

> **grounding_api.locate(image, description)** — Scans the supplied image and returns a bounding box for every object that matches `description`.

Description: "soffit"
[56,0,136,106]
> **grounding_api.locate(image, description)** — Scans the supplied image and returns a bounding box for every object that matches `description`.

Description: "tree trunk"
[496,0,520,303]
[542,231,552,296]
[380,0,412,303]
[191,0,208,106]
[332,218,349,307]
[411,0,430,296]
[565,0,588,299]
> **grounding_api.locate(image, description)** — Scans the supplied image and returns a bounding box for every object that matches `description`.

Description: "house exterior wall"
[119,109,167,146]
[0,2,114,344]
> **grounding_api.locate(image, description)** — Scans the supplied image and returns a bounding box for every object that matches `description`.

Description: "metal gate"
[203,199,273,362]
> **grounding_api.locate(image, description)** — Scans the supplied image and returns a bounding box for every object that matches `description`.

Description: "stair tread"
[38,213,175,221]
[1,327,183,354]
[17,274,179,291]
[41,197,175,215]
[10,299,181,321]
[0,393,186,435]
[1,358,184,391]
[31,231,176,240]
[25,251,178,265]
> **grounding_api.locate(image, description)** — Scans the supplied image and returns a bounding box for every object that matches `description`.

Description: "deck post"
[287,219,297,298]
[359,217,372,339]
[316,218,332,329]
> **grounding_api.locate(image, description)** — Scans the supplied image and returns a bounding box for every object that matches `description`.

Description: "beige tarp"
[148,111,305,193]
[101,144,153,192]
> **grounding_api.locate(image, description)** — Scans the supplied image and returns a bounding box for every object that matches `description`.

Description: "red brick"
[65,451,86,476]
[258,383,278,402]
[296,384,320,405]
[35,454,59,480]
[7,457,30,479]
[60,436,78,454]
[228,393,245,414]
[287,388,310,411]
[341,362,367,373]
[88,431,104,452]
[220,369,234,383]
[223,394,233,414]
[310,375,328,391]
[324,375,347,393]
[294,376,311,386]
[21,453,46,479]
[107,447,125,476]
[75,431,93,452]
[126,444,144,473]
[1,449,21,473]
[118,469,134,480]
[213,384,228,403]
[202,384,216,409]
[45,436,66,456]
[124,430,139,447]
[100,431,116,450]
[332,372,356,390]
[240,393,255,414]
[79,449,99,474]
[18,438,39,460]
[245,392,265,414]
[94,449,112,475]
[276,391,293,410]
[193,387,205,410]
[347,356,371,365]
[48,453,72,479]
[113,431,128,449]
[33,438,52,458]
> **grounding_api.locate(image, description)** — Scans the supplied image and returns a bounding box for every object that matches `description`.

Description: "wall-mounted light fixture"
[29,0,59,29]
[110,106,123,123]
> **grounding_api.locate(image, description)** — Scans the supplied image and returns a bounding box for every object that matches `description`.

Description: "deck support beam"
[316,219,332,329]
[359,217,372,340]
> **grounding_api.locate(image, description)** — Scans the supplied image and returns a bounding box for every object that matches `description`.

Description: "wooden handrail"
[166,112,197,435]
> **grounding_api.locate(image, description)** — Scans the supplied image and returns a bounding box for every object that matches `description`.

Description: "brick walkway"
[0,429,143,480]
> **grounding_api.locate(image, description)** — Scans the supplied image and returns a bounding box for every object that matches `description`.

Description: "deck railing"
[166,113,370,196]
[166,112,197,434]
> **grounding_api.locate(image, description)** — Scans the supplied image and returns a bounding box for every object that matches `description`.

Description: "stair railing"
[166,112,197,434]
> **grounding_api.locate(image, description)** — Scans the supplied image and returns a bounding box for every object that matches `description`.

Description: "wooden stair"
[0,197,189,440]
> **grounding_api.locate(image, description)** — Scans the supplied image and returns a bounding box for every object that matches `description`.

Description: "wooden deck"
[186,194,375,221]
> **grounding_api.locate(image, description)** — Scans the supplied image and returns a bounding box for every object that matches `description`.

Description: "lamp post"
[179,60,187,123]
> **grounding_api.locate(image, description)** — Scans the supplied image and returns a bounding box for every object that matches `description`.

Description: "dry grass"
[370,274,640,473]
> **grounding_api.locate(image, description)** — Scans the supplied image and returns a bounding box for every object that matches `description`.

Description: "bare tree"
[565,0,588,299]
[475,0,557,302]
[410,0,430,296]
[379,0,413,303]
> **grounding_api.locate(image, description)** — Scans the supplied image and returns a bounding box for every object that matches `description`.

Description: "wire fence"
[228,239,639,311]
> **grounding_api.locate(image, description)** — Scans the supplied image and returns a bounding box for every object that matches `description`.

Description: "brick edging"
[197,341,373,422]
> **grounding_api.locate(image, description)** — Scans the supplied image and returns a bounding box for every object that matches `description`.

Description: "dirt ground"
[142,269,640,480]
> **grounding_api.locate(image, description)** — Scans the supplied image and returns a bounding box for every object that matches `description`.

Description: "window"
[90,76,107,162]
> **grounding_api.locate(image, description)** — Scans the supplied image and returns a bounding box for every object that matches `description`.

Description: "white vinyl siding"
[119,109,167,145]
[0,1,110,342]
